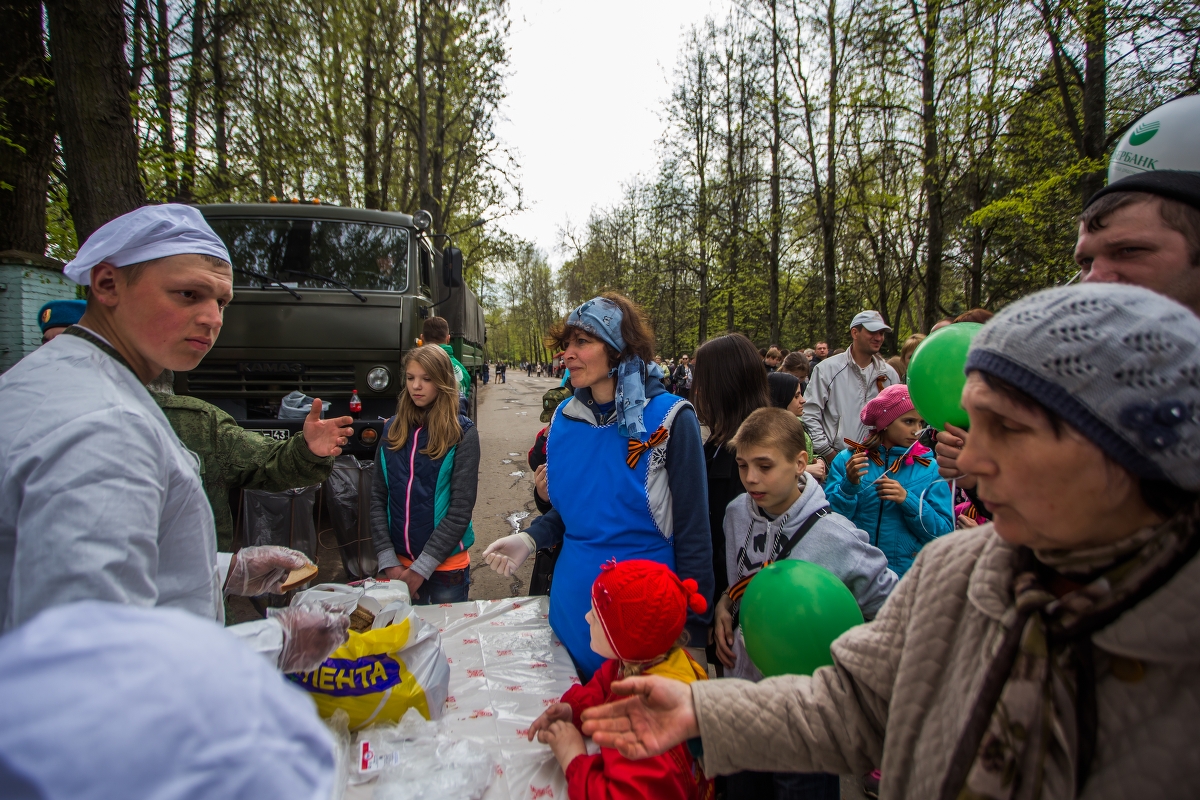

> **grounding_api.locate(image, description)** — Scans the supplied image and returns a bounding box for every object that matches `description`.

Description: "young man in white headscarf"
[0,204,347,673]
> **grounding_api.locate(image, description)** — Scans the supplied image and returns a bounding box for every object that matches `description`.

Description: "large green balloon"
[906,322,982,431]
[741,560,864,677]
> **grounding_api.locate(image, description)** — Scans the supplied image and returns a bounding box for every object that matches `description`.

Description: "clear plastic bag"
[325,710,353,800]
[353,709,495,799]
[292,583,366,615]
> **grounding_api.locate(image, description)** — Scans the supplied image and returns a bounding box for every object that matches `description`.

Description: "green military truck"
[175,202,485,458]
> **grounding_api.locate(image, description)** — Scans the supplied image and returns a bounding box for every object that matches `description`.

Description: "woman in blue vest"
[370,344,479,604]
[482,294,713,678]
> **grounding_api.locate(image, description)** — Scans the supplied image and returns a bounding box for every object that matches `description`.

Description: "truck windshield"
[207,217,409,291]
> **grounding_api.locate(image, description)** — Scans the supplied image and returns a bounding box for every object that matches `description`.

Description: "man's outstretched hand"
[580,675,700,760]
[304,398,355,458]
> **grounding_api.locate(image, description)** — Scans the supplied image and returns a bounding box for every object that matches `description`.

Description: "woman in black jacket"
[690,333,770,599]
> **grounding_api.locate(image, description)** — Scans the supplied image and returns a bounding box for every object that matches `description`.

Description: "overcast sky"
[496,0,725,265]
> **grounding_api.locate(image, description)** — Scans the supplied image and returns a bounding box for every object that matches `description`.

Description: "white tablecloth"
[343,595,580,800]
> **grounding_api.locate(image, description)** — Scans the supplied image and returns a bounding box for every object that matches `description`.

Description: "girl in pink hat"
[824,384,954,576]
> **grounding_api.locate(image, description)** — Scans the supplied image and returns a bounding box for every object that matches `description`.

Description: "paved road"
[468,372,562,601]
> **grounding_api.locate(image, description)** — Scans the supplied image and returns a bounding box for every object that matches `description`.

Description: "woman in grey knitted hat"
[574,282,1200,800]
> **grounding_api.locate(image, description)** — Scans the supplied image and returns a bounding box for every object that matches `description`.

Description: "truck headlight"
[367,367,390,391]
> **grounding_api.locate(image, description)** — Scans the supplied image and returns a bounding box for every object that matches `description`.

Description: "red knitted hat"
[591,560,708,662]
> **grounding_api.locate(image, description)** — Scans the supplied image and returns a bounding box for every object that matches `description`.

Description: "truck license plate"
[256,429,292,441]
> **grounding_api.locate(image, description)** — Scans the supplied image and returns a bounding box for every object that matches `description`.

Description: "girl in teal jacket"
[825,385,953,576]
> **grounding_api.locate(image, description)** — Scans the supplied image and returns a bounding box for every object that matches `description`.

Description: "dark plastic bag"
[240,485,320,559]
[323,456,379,579]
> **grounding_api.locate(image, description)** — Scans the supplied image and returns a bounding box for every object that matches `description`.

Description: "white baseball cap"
[850,310,892,332]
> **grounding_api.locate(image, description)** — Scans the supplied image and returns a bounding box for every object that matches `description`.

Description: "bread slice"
[279,562,319,592]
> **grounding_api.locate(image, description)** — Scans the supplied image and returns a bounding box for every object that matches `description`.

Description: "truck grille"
[186,362,356,396]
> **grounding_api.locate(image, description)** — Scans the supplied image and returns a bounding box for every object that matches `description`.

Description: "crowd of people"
[483,153,1200,799]
[0,98,1197,800]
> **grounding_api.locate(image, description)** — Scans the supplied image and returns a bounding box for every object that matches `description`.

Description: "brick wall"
[0,254,76,374]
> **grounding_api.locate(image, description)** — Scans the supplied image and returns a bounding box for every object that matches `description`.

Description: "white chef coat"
[0,601,333,800]
[0,330,224,631]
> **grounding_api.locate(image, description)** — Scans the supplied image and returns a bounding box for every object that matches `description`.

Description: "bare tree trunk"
[822,0,840,348]
[362,14,380,209]
[415,0,432,220]
[429,2,450,232]
[153,0,178,198]
[180,0,206,202]
[45,0,145,242]
[130,0,150,92]
[767,0,783,345]
[968,172,984,307]
[0,0,56,253]
[211,0,228,198]
[1079,0,1106,204]
[917,0,943,332]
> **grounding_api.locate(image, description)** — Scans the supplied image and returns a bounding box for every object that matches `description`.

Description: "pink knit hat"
[860,384,915,432]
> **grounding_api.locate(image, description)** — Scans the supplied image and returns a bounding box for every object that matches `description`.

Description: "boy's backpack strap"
[726,506,830,605]
[772,506,830,563]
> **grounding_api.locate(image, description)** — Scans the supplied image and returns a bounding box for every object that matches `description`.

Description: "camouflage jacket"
[152,393,334,551]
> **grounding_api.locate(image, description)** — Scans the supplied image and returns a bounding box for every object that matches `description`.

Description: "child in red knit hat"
[527,559,713,800]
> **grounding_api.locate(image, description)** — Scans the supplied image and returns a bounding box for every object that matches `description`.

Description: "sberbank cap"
[63,204,231,285]
[1087,95,1200,212]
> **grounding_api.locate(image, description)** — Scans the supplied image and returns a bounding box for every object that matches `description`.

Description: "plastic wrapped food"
[286,600,449,730]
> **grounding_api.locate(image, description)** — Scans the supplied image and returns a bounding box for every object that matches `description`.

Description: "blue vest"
[378,415,475,563]
[546,392,682,677]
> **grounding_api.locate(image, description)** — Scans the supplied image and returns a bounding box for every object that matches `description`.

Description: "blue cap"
[37,299,87,332]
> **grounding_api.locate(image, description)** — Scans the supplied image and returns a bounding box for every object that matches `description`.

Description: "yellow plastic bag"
[288,604,449,731]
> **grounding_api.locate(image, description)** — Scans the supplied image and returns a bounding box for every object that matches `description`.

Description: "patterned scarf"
[939,502,1200,800]
[567,297,663,439]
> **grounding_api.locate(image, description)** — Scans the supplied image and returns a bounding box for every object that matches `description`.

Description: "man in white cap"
[802,310,900,467]
[0,204,347,672]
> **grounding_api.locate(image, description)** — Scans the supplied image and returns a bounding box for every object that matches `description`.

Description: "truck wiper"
[282,269,367,303]
[232,266,303,300]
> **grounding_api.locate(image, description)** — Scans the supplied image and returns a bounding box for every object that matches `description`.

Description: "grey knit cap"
[964,283,1200,490]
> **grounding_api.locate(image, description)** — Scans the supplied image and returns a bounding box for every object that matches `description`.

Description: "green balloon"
[741,560,864,677]
[906,322,983,431]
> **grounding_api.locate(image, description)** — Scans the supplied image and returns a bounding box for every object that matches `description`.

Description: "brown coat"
[692,525,1200,798]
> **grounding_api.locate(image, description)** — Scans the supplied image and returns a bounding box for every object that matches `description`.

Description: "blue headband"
[567,297,662,439]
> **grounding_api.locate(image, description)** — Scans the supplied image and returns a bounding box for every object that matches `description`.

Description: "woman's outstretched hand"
[579,675,700,760]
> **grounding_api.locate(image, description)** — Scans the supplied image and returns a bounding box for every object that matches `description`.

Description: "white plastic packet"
[373,739,494,800]
[352,709,494,799]
[292,583,365,614]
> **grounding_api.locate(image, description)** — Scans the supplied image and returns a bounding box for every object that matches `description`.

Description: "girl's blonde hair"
[386,344,462,459]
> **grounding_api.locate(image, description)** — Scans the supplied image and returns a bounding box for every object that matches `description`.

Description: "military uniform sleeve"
[215,412,333,494]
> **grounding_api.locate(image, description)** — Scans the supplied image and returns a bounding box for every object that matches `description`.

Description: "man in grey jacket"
[802,310,900,464]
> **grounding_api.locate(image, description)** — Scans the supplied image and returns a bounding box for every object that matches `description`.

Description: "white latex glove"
[482,532,536,577]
